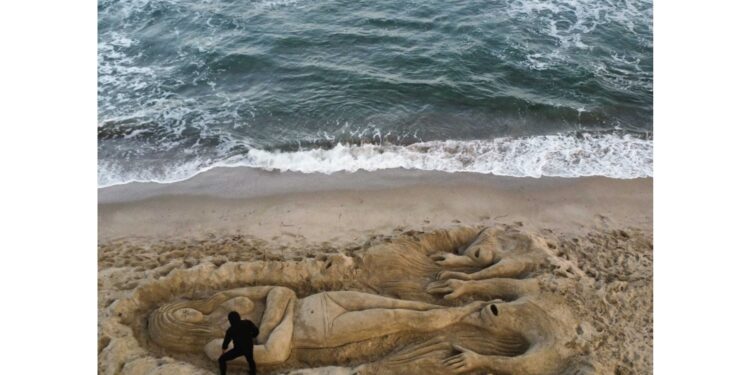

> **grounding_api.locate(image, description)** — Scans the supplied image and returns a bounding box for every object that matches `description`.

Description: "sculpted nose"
[490,304,498,316]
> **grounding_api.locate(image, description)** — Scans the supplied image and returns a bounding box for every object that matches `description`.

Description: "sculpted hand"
[442,301,485,327]
[437,270,471,281]
[459,301,485,316]
[431,253,476,268]
[443,344,485,373]
[427,279,470,300]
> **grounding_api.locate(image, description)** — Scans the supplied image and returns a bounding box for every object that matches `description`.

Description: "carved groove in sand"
[120,227,589,374]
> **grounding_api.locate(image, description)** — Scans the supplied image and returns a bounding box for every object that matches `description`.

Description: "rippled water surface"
[98,0,653,186]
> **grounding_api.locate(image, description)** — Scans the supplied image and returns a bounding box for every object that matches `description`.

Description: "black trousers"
[218,348,256,375]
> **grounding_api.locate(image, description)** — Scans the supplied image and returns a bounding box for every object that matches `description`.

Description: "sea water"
[98,0,652,186]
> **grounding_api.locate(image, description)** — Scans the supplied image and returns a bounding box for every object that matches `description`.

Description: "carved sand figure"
[148,285,576,374]
[397,227,549,305]
[430,227,548,284]
[98,226,605,374]
[150,287,482,363]
[360,227,549,303]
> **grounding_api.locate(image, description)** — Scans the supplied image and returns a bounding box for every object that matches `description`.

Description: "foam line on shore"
[99,133,652,187]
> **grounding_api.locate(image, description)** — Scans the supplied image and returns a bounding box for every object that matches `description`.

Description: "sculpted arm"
[253,293,295,365]
[467,259,532,280]
[428,277,538,300]
[257,287,296,343]
[204,286,296,365]
[438,258,533,281]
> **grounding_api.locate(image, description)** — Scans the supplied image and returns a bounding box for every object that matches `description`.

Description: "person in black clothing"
[219,311,259,375]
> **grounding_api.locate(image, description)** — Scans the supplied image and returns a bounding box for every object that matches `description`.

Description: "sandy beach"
[98,169,652,375]
[100,167,651,243]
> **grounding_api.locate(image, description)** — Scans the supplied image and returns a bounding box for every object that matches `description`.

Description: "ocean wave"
[98,133,652,187]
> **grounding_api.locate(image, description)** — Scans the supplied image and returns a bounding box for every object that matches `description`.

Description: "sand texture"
[98,169,652,375]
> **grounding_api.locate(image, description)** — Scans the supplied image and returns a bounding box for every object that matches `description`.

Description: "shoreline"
[99,167,651,244]
[98,132,654,188]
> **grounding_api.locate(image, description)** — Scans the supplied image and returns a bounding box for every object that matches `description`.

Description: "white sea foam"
[98,133,653,187]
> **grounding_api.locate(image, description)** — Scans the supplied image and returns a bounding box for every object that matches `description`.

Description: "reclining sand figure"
[429,227,549,284]
[356,227,550,304]
[150,286,482,362]
[148,285,573,374]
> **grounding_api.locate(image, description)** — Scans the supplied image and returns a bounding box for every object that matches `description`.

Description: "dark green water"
[98,0,652,186]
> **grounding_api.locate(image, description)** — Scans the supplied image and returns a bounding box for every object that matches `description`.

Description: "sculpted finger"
[444,357,463,365]
[445,359,464,368]
[431,254,447,262]
[430,287,454,295]
[431,285,453,293]
[427,280,449,289]
[442,271,470,280]
[443,354,462,363]
[444,291,461,300]
[438,271,456,280]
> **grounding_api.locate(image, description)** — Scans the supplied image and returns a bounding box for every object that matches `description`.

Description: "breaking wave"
[99,132,652,187]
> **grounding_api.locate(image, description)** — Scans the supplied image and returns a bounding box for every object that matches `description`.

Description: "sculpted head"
[461,299,557,349]
[148,292,259,353]
[433,228,550,270]
[432,228,504,268]
[461,238,498,266]
[441,300,534,358]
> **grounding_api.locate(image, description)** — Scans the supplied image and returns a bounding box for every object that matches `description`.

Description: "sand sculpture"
[150,286,576,374]
[102,227,595,374]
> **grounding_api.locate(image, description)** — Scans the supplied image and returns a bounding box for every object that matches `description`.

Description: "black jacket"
[222,320,259,352]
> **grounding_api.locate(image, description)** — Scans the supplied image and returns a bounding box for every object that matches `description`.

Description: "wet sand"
[99,167,651,245]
